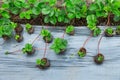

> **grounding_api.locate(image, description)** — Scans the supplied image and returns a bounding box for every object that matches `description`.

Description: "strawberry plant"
[36,58,50,69]
[78,47,86,58]
[88,0,107,18]
[65,0,87,19]
[116,26,120,35]
[65,25,75,35]
[25,23,34,34]
[22,43,35,55]
[86,14,97,30]
[41,28,53,43]
[94,53,104,64]
[50,38,68,54]
[104,0,120,22]
[0,18,16,40]
[92,27,101,37]
[14,34,23,42]
[105,27,114,37]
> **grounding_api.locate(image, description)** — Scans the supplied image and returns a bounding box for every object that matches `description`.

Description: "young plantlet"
[116,26,120,35]
[25,23,34,34]
[50,38,68,54]
[94,53,104,64]
[77,33,92,58]
[14,23,23,34]
[65,25,75,35]
[22,43,35,55]
[41,28,53,43]
[105,27,114,37]
[14,34,23,42]
[36,58,50,69]
[78,47,86,58]
[92,27,101,37]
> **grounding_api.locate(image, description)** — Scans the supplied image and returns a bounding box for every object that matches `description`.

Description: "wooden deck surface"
[0,25,120,80]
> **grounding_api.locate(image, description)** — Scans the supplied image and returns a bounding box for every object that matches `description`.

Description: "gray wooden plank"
[0,25,120,80]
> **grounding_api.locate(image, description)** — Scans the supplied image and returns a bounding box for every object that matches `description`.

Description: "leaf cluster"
[50,38,68,54]
[66,25,74,34]
[22,43,33,53]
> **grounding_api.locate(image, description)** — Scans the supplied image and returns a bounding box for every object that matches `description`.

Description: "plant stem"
[43,43,48,58]
[32,34,40,45]
[62,31,66,38]
[97,13,111,54]
[8,49,21,54]
[82,32,92,48]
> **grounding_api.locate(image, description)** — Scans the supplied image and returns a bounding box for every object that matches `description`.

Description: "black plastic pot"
[37,58,50,69]
[27,27,34,34]
[26,47,35,55]
[43,36,53,43]
[94,53,104,64]
[15,34,23,42]
[14,24,23,34]
[2,35,10,41]
[78,47,86,57]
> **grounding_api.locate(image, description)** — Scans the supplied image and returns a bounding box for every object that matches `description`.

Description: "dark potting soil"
[10,14,120,26]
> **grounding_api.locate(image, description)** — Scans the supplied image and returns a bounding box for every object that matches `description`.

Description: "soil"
[37,58,50,69]
[2,35,10,40]
[15,34,23,42]
[43,36,53,43]
[59,49,66,54]
[14,23,23,34]
[27,27,34,34]
[26,47,35,55]
[10,14,120,26]
[94,53,104,64]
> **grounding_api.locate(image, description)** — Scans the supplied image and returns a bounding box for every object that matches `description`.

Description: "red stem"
[97,13,110,54]
[82,33,92,48]
[32,35,40,45]
[43,43,48,58]
[62,31,66,38]
[9,49,21,54]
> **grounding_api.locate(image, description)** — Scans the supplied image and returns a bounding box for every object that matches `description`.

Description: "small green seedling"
[25,23,32,31]
[41,28,53,42]
[36,59,46,66]
[93,27,101,37]
[22,43,33,54]
[50,38,68,54]
[78,51,86,58]
[105,27,113,35]
[15,34,20,40]
[41,29,51,37]
[97,55,104,62]
[66,25,74,34]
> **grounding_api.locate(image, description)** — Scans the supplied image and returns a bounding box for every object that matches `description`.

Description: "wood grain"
[0,25,120,80]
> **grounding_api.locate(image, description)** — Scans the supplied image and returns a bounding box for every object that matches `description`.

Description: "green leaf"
[68,13,75,19]
[42,8,50,15]
[36,59,41,65]
[32,7,41,15]
[66,25,74,34]
[1,11,10,18]
[44,16,50,23]
[50,17,57,24]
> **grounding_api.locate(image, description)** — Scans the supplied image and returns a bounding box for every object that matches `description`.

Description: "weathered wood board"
[0,25,120,80]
